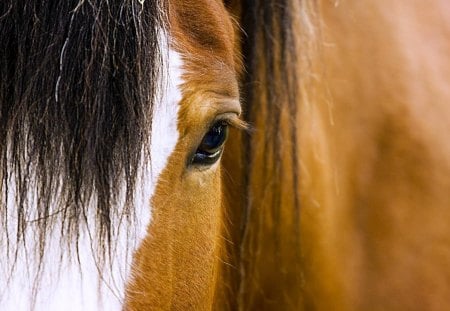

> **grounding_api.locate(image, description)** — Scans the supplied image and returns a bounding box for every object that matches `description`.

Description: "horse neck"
[224,1,450,310]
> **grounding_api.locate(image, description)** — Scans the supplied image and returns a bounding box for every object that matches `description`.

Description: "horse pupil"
[198,122,228,154]
[206,125,223,147]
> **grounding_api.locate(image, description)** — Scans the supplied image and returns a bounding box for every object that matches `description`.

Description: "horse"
[1,0,450,310]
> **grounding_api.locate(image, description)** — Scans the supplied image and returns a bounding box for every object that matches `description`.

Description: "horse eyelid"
[217,114,249,132]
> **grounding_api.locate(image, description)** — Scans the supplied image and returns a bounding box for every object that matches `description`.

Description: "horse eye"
[191,121,229,165]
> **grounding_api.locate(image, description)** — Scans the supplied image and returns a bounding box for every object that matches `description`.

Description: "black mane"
[0,0,166,257]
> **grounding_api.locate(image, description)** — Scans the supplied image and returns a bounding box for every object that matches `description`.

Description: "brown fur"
[123,0,240,309]
[298,1,450,309]
[227,0,450,309]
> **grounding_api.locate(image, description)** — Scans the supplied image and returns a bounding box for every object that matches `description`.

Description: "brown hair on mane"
[231,0,317,308]
[0,0,166,262]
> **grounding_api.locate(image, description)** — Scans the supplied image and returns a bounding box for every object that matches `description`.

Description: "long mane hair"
[226,0,317,308]
[0,0,166,261]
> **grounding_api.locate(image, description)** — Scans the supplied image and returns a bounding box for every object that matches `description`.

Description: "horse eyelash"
[221,115,250,132]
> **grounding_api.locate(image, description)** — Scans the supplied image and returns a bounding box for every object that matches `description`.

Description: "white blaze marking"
[0,43,183,309]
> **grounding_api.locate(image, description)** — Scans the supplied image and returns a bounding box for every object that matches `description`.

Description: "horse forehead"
[166,0,239,133]
[169,0,237,67]
[149,47,183,181]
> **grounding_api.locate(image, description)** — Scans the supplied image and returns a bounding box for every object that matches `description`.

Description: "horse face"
[124,1,241,308]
